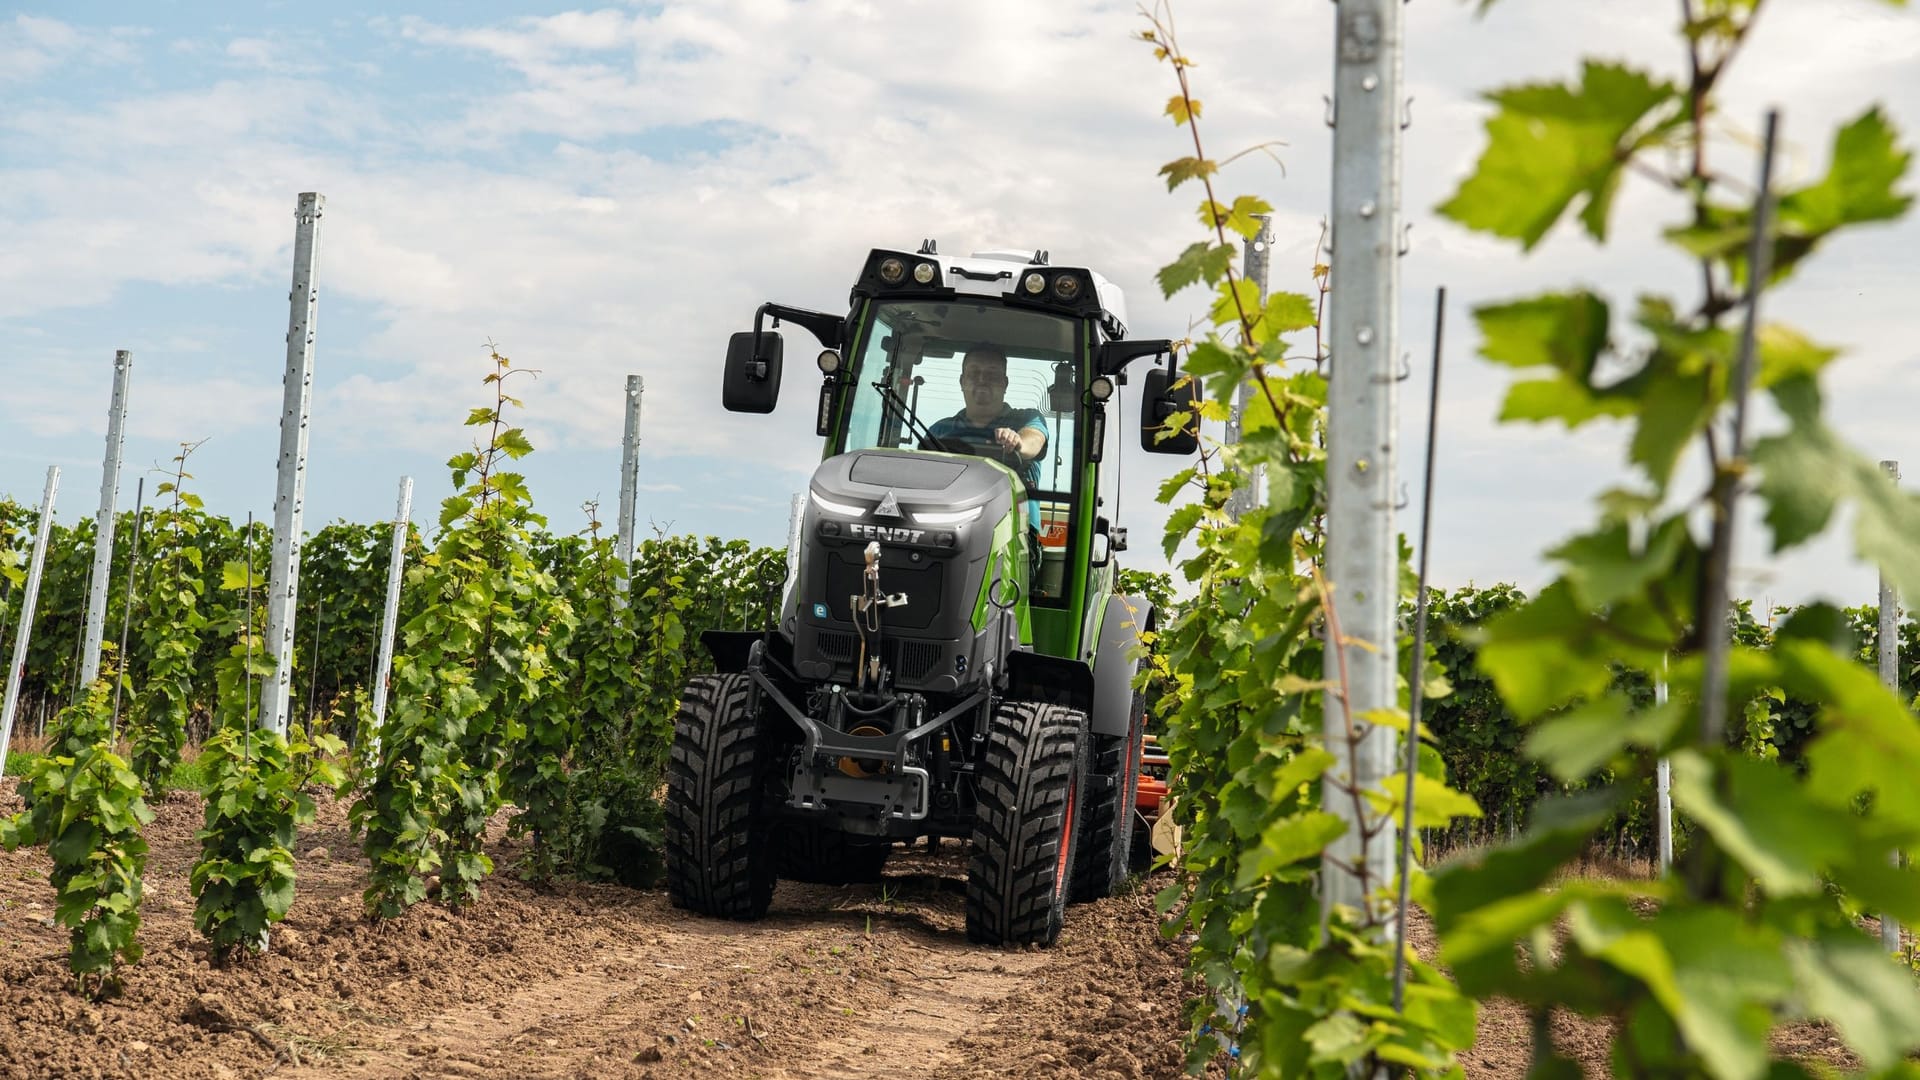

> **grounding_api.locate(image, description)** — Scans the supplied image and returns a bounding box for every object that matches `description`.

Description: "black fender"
[700,629,774,674]
[1004,651,1093,714]
[1089,595,1153,738]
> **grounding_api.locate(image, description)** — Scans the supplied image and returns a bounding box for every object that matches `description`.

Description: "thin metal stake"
[371,477,414,751]
[1392,286,1446,1012]
[80,350,134,689]
[1879,459,1903,953]
[305,593,323,736]
[1226,214,1274,523]
[111,477,148,736]
[0,467,62,779]
[1656,665,1672,871]
[1700,110,1779,746]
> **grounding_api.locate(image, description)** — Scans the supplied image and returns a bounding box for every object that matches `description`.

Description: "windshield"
[841,299,1085,601]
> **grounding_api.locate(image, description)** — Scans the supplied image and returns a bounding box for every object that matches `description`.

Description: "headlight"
[817,349,841,375]
[1022,271,1046,295]
[878,257,906,284]
[912,505,984,526]
[809,490,867,517]
[1088,375,1115,402]
[912,261,936,284]
[1052,274,1083,301]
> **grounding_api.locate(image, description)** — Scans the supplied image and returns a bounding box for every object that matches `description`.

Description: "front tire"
[965,700,1089,946]
[665,674,777,920]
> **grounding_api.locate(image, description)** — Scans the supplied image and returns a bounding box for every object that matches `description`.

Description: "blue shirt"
[926,406,1049,530]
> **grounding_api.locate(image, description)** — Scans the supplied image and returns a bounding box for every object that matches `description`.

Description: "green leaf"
[1234,811,1346,887]
[1667,749,1853,897]
[1777,106,1913,241]
[1260,291,1318,337]
[1156,241,1235,297]
[465,407,497,427]
[1157,156,1219,192]
[1439,61,1680,248]
[495,428,535,460]
[1752,376,1920,602]
[1787,933,1920,1069]
[1525,694,1683,781]
[1477,292,1611,374]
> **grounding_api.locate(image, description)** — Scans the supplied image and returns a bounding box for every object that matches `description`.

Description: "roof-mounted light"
[1022,271,1046,295]
[912,261,936,284]
[877,257,906,285]
[1052,274,1083,301]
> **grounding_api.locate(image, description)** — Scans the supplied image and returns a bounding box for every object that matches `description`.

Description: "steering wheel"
[922,432,1039,498]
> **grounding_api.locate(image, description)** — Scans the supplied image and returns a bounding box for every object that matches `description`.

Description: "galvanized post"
[1321,0,1405,924]
[1879,459,1902,953]
[79,351,134,690]
[1655,671,1672,871]
[1226,215,1275,523]
[0,467,61,779]
[263,192,324,736]
[371,476,413,743]
[614,375,645,606]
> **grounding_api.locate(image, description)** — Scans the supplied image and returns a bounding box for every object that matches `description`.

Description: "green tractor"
[667,242,1195,946]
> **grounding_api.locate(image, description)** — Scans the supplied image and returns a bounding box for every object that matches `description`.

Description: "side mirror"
[1098,338,1173,377]
[1139,366,1198,455]
[1090,530,1111,568]
[723,330,783,413]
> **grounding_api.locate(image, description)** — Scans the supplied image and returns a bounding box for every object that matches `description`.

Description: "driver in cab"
[924,346,1048,496]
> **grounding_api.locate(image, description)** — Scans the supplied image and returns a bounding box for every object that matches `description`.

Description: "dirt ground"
[0,777,1860,1079]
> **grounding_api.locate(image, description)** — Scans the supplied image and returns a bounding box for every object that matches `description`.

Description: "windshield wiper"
[873,379,956,452]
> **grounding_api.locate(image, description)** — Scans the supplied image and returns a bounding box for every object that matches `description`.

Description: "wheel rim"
[1054,773,1078,896]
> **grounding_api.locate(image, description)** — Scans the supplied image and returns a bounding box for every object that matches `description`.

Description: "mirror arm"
[755,303,845,357]
[1098,338,1175,377]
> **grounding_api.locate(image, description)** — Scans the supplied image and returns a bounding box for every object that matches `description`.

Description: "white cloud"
[4,1,1918,605]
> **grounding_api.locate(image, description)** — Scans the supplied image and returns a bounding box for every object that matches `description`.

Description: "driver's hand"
[993,427,1023,457]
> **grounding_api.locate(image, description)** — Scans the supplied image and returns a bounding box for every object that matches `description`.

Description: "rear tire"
[965,700,1089,946]
[774,823,892,885]
[665,674,777,920]
[1071,684,1144,902]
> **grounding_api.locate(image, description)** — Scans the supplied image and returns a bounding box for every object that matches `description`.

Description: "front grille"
[896,641,944,682]
[815,631,858,661]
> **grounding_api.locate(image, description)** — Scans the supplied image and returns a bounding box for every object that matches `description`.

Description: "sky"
[3,1,1916,611]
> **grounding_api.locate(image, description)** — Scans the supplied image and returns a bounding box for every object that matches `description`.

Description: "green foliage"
[353,346,569,916]
[1433,3,1920,1076]
[1137,12,1478,1076]
[189,556,344,959]
[130,443,208,796]
[191,723,343,959]
[0,680,152,997]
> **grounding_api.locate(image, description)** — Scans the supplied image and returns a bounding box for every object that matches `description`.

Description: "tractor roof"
[853,245,1131,341]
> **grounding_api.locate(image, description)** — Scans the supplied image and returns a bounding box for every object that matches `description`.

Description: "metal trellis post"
[264,192,325,736]
[371,476,413,747]
[1226,215,1275,523]
[1321,0,1406,925]
[614,375,645,606]
[1656,669,1672,871]
[0,467,62,778]
[1879,459,1902,953]
[79,350,133,690]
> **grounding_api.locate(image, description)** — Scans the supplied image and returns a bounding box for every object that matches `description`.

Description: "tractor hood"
[809,448,1015,541]
[789,447,1025,694]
